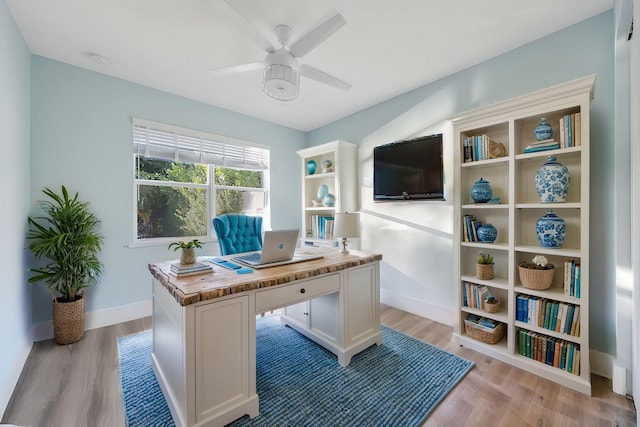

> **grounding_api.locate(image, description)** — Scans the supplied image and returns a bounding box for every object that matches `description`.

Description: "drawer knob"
[300,288,306,294]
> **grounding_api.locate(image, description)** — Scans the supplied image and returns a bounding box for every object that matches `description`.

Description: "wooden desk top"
[149,249,383,306]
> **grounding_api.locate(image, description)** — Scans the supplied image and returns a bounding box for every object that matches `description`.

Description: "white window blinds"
[133,118,269,170]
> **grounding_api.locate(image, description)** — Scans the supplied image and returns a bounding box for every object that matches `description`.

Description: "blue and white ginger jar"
[535,156,570,203]
[477,224,497,243]
[534,117,553,141]
[536,210,566,248]
[470,178,492,203]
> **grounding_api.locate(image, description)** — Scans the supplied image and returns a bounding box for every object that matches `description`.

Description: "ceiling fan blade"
[289,12,346,58]
[300,64,351,91]
[209,61,264,75]
[213,0,275,53]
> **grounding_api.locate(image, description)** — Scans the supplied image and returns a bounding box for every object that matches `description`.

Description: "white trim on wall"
[30,299,152,342]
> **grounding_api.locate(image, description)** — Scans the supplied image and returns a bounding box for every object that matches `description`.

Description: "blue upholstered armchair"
[212,214,263,255]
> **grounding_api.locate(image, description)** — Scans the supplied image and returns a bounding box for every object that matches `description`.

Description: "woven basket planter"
[483,299,500,313]
[52,294,85,345]
[518,264,554,290]
[476,264,494,280]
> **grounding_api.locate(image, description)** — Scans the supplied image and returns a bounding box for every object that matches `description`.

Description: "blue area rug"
[118,316,473,427]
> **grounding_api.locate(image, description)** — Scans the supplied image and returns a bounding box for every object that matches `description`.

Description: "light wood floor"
[2,305,636,427]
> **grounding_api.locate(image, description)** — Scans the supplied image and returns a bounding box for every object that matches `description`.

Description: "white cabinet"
[281,263,380,366]
[449,75,595,395]
[297,141,358,247]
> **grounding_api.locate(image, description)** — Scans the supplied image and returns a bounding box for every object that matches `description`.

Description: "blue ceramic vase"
[322,193,336,207]
[535,117,553,141]
[535,156,570,203]
[536,210,566,248]
[317,184,328,200]
[477,224,497,243]
[470,178,492,203]
[306,160,317,175]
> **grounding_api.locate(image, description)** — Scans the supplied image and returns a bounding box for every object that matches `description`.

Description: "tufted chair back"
[212,214,263,255]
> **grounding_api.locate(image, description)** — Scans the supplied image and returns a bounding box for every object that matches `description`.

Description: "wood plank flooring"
[2,305,636,426]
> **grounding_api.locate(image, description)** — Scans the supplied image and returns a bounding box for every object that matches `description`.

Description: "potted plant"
[476,252,494,280]
[168,239,203,265]
[483,296,500,313]
[518,255,555,290]
[27,186,104,345]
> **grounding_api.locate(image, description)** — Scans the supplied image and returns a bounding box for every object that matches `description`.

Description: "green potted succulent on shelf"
[476,252,494,280]
[168,239,203,265]
[27,185,104,345]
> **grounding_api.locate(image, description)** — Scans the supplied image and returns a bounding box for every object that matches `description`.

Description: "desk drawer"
[255,273,340,313]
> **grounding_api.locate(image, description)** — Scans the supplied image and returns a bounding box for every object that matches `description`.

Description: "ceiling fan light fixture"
[263,63,299,101]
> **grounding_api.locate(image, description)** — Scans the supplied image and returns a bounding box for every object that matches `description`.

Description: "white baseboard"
[0,334,33,419]
[381,289,622,392]
[31,299,152,342]
[380,289,456,327]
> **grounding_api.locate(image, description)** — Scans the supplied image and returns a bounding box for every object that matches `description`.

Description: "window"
[133,118,269,243]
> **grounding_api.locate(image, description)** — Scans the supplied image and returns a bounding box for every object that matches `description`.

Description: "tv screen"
[373,134,444,201]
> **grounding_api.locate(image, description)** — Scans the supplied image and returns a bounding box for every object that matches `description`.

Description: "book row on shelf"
[523,138,560,153]
[170,261,212,277]
[463,134,497,162]
[516,295,581,337]
[462,282,495,309]
[517,329,581,376]
[564,260,581,297]
[309,214,334,239]
[559,112,581,148]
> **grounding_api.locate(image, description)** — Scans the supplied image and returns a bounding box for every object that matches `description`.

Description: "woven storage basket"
[518,265,554,290]
[52,293,85,345]
[483,300,500,313]
[476,264,494,280]
[464,320,505,345]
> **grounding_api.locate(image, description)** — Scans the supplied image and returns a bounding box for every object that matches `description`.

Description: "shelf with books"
[298,141,358,245]
[514,295,581,338]
[514,106,582,154]
[461,122,509,163]
[516,329,581,376]
[451,75,595,395]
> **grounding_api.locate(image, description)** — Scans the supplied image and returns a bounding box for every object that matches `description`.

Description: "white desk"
[149,250,382,427]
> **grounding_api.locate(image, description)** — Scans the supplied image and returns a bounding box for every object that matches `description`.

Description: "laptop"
[232,229,323,269]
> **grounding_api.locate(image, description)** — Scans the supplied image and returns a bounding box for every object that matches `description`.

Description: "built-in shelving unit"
[297,141,358,248]
[450,75,596,395]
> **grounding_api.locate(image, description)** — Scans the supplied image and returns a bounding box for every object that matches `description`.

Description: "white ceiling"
[6,0,612,132]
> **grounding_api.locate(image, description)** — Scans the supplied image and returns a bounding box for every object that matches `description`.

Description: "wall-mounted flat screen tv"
[373,134,444,201]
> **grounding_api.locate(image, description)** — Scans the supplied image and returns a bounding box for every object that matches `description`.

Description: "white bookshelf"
[449,75,596,395]
[297,141,358,247]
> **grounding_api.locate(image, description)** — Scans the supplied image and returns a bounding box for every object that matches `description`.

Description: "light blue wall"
[0,1,32,412]
[308,11,616,355]
[29,57,306,322]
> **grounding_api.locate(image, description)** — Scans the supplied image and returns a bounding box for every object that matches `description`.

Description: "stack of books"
[170,261,212,277]
[523,138,560,153]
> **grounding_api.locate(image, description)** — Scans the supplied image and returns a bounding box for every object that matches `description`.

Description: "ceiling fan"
[213,0,351,101]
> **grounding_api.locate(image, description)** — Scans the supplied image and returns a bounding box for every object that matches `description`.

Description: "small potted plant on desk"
[476,252,494,280]
[168,239,203,265]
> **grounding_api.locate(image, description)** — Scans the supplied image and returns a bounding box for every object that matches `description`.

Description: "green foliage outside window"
[215,166,262,215]
[136,157,263,239]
